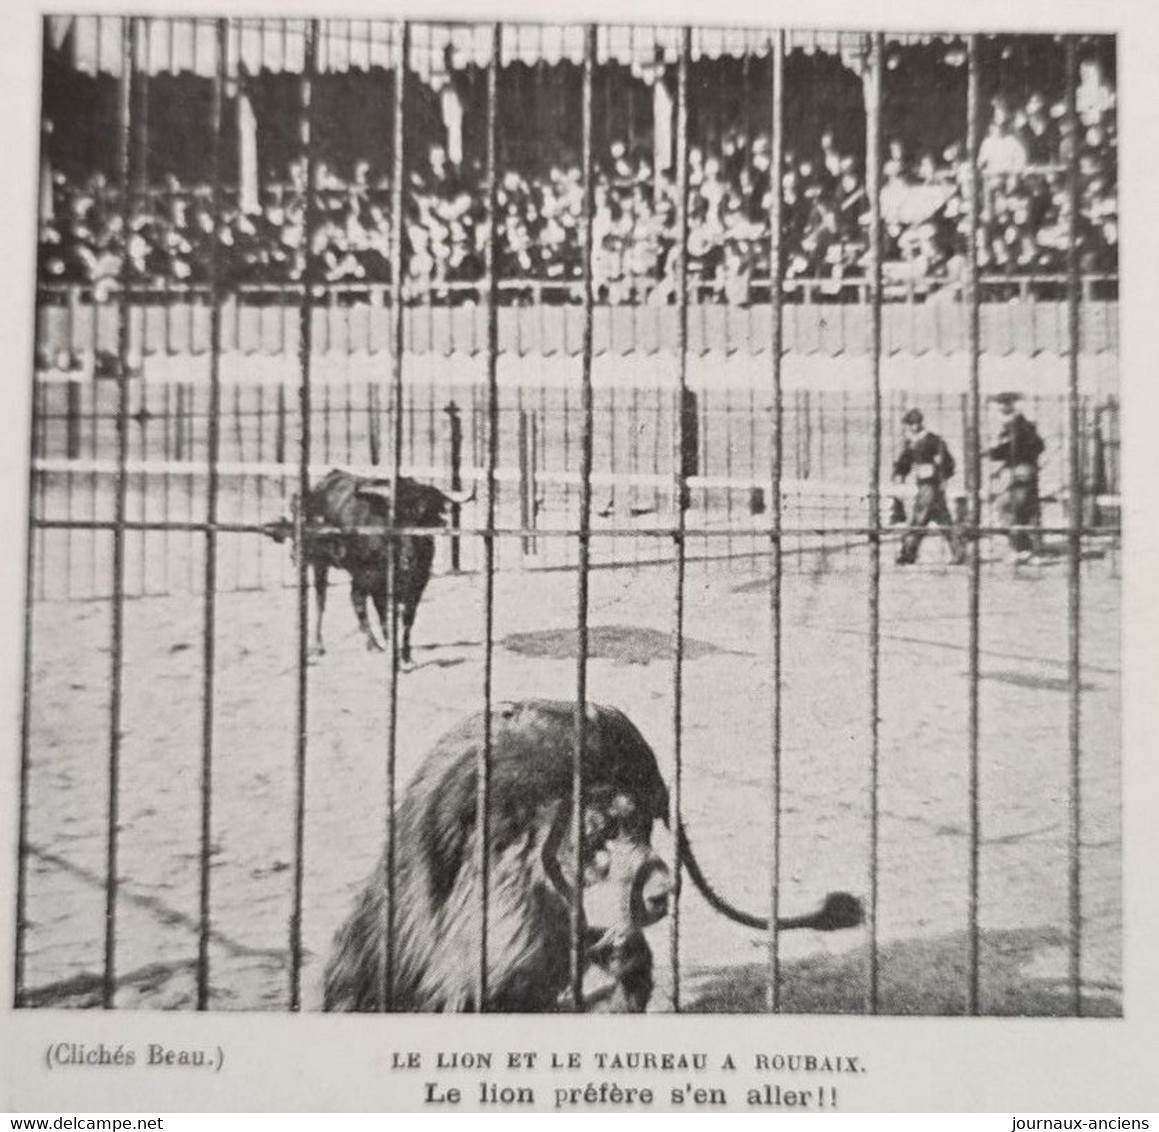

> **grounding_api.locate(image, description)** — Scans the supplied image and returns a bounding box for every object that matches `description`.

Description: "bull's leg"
[398,540,435,666]
[371,583,392,651]
[351,578,384,652]
[400,601,417,667]
[311,560,329,656]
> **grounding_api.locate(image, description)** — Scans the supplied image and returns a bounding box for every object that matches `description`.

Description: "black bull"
[323,700,864,1012]
[264,469,474,664]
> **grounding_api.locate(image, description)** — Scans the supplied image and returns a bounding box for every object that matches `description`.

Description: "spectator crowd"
[38,72,1117,304]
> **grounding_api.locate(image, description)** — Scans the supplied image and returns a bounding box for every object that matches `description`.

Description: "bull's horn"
[262,517,294,544]
[439,484,477,506]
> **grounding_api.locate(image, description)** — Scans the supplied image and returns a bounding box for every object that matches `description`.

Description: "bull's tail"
[677,823,863,933]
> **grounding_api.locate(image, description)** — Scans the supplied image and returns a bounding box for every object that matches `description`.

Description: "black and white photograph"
[11,12,1125,1018]
[2,0,1156,1114]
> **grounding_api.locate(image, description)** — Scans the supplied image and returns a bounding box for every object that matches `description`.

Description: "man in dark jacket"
[892,407,965,566]
[988,391,1046,561]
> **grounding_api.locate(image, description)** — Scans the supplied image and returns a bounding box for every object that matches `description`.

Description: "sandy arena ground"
[19,525,1121,1015]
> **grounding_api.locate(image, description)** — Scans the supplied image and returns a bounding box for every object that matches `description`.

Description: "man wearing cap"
[988,392,1046,562]
[892,407,965,566]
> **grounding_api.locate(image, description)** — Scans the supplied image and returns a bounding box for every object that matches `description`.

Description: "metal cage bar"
[864,31,884,1016]
[289,17,319,1012]
[1064,33,1084,1019]
[765,26,785,1015]
[196,16,228,1012]
[571,23,597,1012]
[476,20,502,1012]
[380,18,409,1014]
[964,32,983,1017]
[668,24,692,1013]
[103,14,137,1009]
[32,517,1087,540]
[13,20,54,1008]
[133,25,150,597]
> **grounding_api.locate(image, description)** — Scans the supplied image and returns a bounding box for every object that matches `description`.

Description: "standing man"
[987,391,1046,562]
[892,407,965,566]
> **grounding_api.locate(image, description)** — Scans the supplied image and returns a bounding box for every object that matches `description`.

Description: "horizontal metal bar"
[32,460,1115,505]
[29,516,1121,539]
[35,272,1121,300]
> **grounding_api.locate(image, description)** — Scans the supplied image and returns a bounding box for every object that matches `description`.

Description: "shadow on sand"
[24,927,1119,1016]
[685,926,1121,1016]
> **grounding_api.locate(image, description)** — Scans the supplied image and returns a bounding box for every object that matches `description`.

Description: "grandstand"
[38,22,1117,310]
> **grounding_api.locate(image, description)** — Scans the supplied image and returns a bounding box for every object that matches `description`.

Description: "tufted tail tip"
[812,891,865,931]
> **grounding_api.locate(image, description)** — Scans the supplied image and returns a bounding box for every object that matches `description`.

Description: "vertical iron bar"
[103,14,137,1009]
[289,17,319,1012]
[1064,33,1084,1018]
[186,385,195,595]
[276,385,287,465]
[748,386,756,565]
[197,17,228,1011]
[89,282,98,598]
[379,19,409,1013]
[368,381,379,465]
[427,382,436,480]
[161,381,171,594]
[163,21,177,362]
[477,20,502,1012]
[343,26,355,371]
[670,23,691,1013]
[793,389,801,480]
[816,388,825,481]
[538,382,547,558]
[700,388,708,556]
[37,355,48,602]
[517,386,527,556]
[134,26,149,597]
[765,26,785,1014]
[964,33,983,1016]
[14,18,53,1005]
[653,386,661,516]
[803,388,812,479]
[608,386,617,561]
[563,383,571,475]
[323,383,331,463]
[447,401,463,572]
[232,384,244,462]
[572,21,596,1012]
[345,381,353,464]
[189,21,202,363]
[407,371,416,468]
[864,31,884,1015]
[64,372,75,598]
[256,383,266,584]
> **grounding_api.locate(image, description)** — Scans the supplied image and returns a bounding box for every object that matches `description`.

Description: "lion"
[323,699,672,1012]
